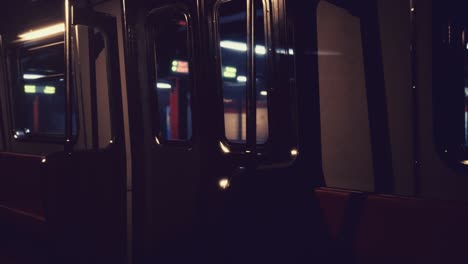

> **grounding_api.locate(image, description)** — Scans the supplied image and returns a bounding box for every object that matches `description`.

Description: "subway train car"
[0,0,468,263]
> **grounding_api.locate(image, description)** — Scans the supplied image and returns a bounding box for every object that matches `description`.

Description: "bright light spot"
[157,83,172,89]
[255,45,266,55]
[220,40,266,55]
[24,85,36,94]
[219,178,230,190]
[155,136,161,145]
[44,86,56,94]
[237,75,247,82]
[219,141,230,153]
[13,135,18,139]
[23,74,45,80]
[109,140,113,144]
[220,40,247,52]
[41,158,47,163]
[290,148,299,156]
[245,150,252,154]
[260,91,268,96]
[288,48,294,55]
[25,128,30,133]
[466,43,468,50]
[18,23,65,41]
[461,160,468,165]
[223,66,237,78]
[411,7,415,12]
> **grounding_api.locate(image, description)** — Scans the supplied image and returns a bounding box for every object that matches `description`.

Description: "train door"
[123,0,332,263]
[122,1,218,263]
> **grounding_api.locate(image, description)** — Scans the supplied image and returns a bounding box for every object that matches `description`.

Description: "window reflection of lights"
[219,141,230,153]
[157,83,172,89]
[220,40,266,55]
[43,86,56,94]
[223,66,237,78]
[171,60,189,73]
[237,75,247,82]
[23,74,45,80]
[218,178,230,190]
[260,91,267,96]
[18,23,65,41]
[24,85,36,94]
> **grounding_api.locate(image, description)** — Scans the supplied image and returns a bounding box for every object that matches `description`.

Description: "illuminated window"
[9,31,77,139]
[217,0,269,144]
[149,9,192,141]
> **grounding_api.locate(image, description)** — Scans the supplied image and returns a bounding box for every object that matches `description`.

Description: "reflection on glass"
[152,11,192,141]
[218,0,269,144]
[12,35,75,138]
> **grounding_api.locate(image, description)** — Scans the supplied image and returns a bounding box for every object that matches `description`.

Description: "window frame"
[145,4,195,147]
[214,0,273,154]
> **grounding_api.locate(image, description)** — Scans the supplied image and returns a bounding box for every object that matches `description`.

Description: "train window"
[217,0,269,144]
[150,9,192,142]
[9,28,77,140]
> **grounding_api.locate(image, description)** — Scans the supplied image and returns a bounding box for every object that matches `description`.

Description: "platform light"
[157,83,172,89]
[24,85,36,94]
[237,75,247,82]
[220,40,267,55]
[218,178,230,190]
[260,91,268,96]
[44,86,56,94]
[18,23,65,41]
[23,74,45,80]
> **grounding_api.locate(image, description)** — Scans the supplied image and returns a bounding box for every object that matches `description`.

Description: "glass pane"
[152,11,192,141]
[12,38,75,139]
[218,0,269,144]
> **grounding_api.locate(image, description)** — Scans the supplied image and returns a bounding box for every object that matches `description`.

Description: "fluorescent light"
[260,90,268,96]
[24,85,36,94]
[255,45,266,55]
[237,75,247,82]
[43,86,56,94]
[220,40,267,55]
[157,83,172,89]
[220,40,247,52]
[18,23,65,41]
[23,74,45,80]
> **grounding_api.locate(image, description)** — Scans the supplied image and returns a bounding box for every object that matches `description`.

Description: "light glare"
[18,23,65,41]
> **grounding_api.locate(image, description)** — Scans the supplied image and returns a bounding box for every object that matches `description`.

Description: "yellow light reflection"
[219,141,230,153]
[290,148,299,156]
[219,178,230,190]
[18,23,65,41]
[461,160,468,165]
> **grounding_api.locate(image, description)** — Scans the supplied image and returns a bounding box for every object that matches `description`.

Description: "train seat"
[353,194,468,264]
[0,152,46,233]
[314,187,360,239]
